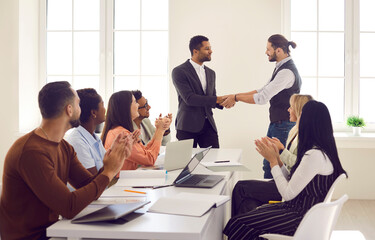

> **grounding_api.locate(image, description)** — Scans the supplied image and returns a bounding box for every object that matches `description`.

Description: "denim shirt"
[66,125,106,171]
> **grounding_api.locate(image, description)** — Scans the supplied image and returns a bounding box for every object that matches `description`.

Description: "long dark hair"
[101,91,134,145]
[291,100,347,178]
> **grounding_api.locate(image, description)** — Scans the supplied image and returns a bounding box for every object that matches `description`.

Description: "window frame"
[39,0,169,115]
[284,0,374,132]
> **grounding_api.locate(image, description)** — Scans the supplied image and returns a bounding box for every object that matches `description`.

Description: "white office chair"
[324,173,347,203]
[260,194,349,240]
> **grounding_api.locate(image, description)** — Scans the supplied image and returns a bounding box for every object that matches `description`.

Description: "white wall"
[0,0,20,179]
[334,148,375,199]
[169,0,281,180]
[0,0,39,178]
[19,0,40,133]
[169,0,375,199]
[0,0,373,199]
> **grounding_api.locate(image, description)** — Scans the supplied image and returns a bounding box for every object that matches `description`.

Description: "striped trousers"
[223,203,304,240]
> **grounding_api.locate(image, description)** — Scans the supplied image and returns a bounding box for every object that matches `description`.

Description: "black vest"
[269,59,301,123]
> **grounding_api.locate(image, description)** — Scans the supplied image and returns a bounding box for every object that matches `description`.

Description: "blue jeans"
[263,120,295,179]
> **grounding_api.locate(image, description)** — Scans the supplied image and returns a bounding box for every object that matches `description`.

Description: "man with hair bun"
[222,34,302,179]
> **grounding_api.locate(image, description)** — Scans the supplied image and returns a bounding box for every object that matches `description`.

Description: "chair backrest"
[324,173,347,203]
[293,194,349,240]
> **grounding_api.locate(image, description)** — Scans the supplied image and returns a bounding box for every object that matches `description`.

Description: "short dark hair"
[38,81,75,119]
[189,35,209,56]
[268,34,297,55]
[101,91,134,145]
[76,88,102,124]
[131,90,143,101]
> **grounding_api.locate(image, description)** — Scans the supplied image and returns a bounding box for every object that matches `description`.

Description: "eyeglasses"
[138,100,149,109]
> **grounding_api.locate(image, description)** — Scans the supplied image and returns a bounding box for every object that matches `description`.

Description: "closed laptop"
[71,201,150,224]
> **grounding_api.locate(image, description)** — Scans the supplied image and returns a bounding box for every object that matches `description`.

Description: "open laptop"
[163,139,194,171]
[71,201,150,224]
[173,147,224,188]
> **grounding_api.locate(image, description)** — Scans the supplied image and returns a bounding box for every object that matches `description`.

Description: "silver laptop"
[71,201,150,224]
[163,139,194,171]
[173,147,224,188]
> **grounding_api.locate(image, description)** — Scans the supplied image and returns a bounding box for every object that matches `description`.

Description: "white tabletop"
[47,148,242,240]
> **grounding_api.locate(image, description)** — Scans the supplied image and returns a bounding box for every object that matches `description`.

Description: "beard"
[198,54,211,62]
[69,118,81,128]
[268,52,277,62]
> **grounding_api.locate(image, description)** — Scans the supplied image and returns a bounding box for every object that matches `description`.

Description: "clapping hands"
[155,113,172,131]
[102,132,135,180]
[267,137,285,151]
[255,137,280,168]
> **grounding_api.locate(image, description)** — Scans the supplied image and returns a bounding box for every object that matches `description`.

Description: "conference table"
[47,148,242,240]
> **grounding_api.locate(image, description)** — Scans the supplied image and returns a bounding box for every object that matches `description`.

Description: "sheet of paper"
[200,161,250,172]
[120,169,166,178]
[91,197,146,205]
[173,192,230,207]
[100,187,149,197]
[116,178,166,187]
[147,192,230,217]
[148,197,214,217]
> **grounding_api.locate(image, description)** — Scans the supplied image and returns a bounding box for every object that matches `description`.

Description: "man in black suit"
[172,35,223,148]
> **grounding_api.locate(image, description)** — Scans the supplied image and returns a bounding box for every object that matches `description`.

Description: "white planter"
[352,127,361,136]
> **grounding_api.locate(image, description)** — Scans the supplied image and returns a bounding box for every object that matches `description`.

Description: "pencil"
[124,189,147,194]
[268,200,281,204]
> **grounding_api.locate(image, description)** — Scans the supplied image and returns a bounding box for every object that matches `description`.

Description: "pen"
[152,184,173,189]
[214,160,230,163]
[124,189,147,194]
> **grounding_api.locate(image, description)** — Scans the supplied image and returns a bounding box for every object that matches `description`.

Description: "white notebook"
[148,192,230,217]
[200,161,250,172]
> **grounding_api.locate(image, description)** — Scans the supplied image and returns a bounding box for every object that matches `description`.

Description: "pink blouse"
[104,126,161,170]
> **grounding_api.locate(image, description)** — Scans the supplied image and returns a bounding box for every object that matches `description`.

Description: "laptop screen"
[174,147,211,182]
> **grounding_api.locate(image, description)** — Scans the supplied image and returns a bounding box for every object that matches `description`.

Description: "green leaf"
[346,116,366,127]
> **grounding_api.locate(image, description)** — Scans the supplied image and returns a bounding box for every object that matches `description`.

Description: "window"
[287,0,375,130]
[41,0,169,120]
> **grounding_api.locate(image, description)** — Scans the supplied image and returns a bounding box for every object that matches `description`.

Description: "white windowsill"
[334,132,375,149]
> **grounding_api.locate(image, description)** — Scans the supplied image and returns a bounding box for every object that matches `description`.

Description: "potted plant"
[346,115,365,136]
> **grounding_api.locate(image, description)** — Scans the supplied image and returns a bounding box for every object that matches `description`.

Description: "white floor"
[334,199,375,240]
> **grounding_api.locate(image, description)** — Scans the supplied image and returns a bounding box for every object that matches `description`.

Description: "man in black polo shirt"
[222,34,302,179]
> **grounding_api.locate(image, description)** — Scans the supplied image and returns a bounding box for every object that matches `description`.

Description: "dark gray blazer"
[172,60,223,133]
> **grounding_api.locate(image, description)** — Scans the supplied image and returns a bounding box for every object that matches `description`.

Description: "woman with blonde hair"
[269,94,313,170]
[231,94,313,217]
[224,100,347,239]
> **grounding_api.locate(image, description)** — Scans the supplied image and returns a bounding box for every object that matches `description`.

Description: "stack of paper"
[91,187,148,205]
[116,170,167,187]
[101,186,149,197]
[148,192,230,217]
[91,197,146,205]
[200,161,250,172]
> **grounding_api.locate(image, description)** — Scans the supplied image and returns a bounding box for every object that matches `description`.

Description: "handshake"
[216,94,237,109]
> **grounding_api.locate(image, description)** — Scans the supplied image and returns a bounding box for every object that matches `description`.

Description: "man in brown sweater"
[0,81,134,240]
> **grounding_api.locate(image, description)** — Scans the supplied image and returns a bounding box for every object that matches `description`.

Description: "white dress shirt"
[271,148,334,201]
[189,59,207,94]
[253,56,296,105]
